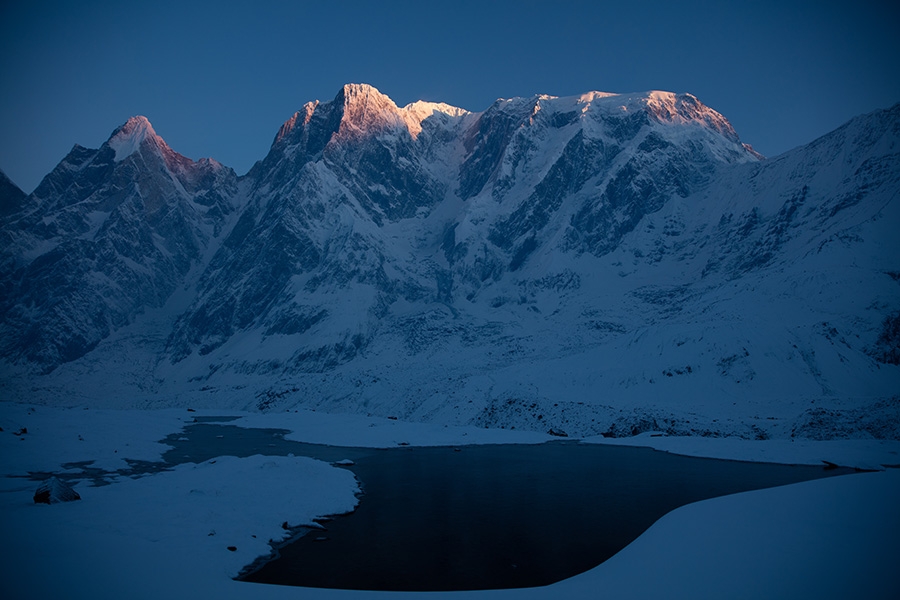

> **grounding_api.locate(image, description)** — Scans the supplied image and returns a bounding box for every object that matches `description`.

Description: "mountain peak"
[269,85,472,155]
[108,115,161,161]
[333,83,471,140]
[335,83,397,115]
[340,82,386,100]
[333,83,405,137]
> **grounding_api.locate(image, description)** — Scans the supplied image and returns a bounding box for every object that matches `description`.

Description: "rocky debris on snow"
[33,476,81,504]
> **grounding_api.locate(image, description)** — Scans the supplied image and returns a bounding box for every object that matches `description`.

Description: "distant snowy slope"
[0,86,897,441]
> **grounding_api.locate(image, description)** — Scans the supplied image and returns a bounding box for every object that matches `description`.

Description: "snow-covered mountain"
[1,84,898,440]
[0,116,239,371]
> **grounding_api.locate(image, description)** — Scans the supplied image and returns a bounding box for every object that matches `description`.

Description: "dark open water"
[160,422,855,591]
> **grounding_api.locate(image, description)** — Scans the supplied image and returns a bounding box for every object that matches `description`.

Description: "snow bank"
[1,454,358,599]
[551,469,900,600]
[232,408,551,448]
[585,431,900,471]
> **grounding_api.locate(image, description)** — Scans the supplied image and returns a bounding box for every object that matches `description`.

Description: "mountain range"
[1,83,898,440]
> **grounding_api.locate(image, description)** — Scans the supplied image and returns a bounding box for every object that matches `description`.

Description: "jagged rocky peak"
[273,84,470,149]
[0,110,240,372]
[272,84,401,146]
[335,83,470,139]
[337,83,401,131]
[104,115,236,186]
[107,115,165,161]
[26,114,234,212]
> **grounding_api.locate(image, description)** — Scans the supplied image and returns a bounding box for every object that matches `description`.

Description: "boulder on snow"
[33,476,81,504]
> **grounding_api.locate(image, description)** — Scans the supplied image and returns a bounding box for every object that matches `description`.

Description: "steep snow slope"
[0,86,897,441]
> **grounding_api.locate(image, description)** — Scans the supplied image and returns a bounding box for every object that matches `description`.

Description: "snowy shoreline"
[2,402,898,599]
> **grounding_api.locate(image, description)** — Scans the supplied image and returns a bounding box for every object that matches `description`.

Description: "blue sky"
[1,0,898,192]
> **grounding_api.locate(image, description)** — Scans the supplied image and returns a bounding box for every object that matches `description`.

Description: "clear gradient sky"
[1,0,898,193]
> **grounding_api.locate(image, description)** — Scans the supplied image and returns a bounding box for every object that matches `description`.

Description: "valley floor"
[1,403,898,599]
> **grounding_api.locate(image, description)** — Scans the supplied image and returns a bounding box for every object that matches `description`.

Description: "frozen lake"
[158,421,855,591]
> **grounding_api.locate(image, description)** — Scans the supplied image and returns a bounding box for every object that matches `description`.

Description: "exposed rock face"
[33,476,81,504]
[1,85,898,441]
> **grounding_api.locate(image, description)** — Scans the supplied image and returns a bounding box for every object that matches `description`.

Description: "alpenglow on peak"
[108,115,160,162]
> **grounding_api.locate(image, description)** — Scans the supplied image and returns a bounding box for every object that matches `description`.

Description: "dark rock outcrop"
[33,476,81,504]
